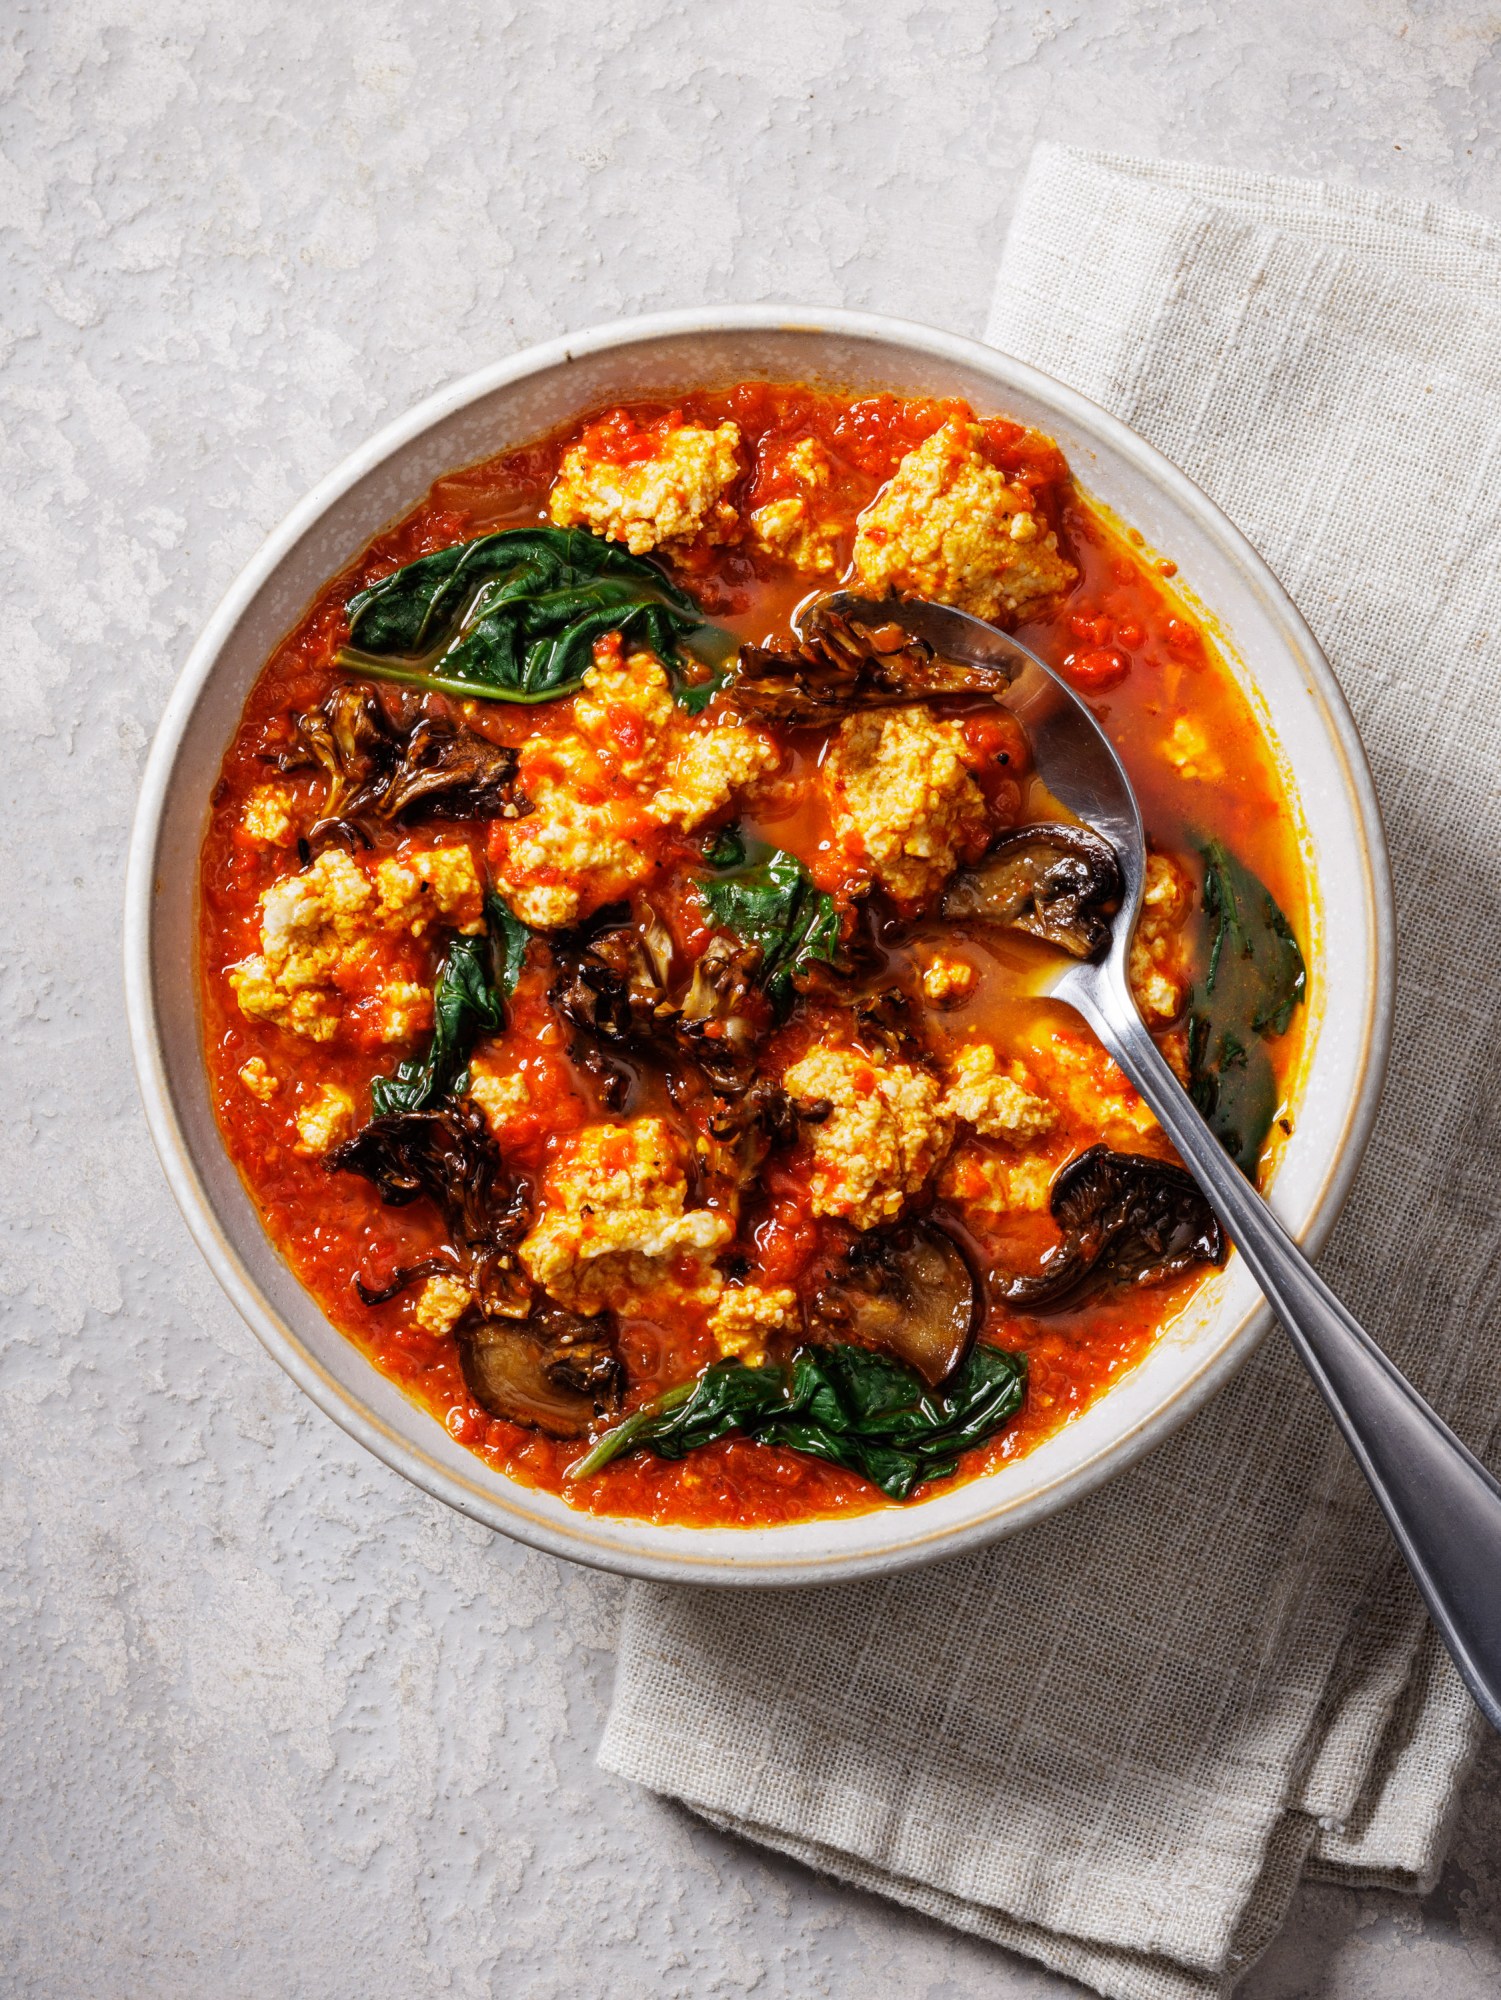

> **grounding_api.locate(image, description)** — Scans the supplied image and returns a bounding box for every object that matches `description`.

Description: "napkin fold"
[601,149,1501,1999]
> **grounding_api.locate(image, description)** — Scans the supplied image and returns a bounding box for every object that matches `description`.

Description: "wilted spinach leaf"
[568,1340,1028,1501]
[703,823,746,869]
[700,848,842,1014]
[370,893,530,1118]
[339,527,731,706]
[1187,840,1307,1180]
[485,889,530,1003]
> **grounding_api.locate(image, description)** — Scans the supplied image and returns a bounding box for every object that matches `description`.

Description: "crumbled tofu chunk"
[241,783,298,847]
[573,646,683,784]
[823,707,990,908]
[1129,852,1192,1025]
[940,1141,1056,1219]
[941,1042,1057,1143]
[229,848,376,1042]
[414,1274,472,1337]
[494,651,777,929]
[749,436,843,575]
[548,420,743,554]
[650,722,779,828]
[1163,714,1224,782]
[709,1284,800,1363]
[783,1047,953,1229]
[229,842,475,1044]
[1031,1030,1164,1153]
[491,775,657,930]
[468,1063,533,1140]
[375,845,486,936]
[238,1056,279,1101]
[293,1082,356,1156]
[920,952,978,1006]
[851,418,1076,623]
[520,1116,733,1313]
[574,644,778,827]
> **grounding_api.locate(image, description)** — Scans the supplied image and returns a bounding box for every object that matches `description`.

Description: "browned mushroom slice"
[997,1145,1224,1309]
[727,599,1012,725]
[459,1306,624,1439]
[942,822,1122,959]
[810,1220,983,1386]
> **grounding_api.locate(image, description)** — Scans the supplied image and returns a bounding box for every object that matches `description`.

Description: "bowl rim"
[124,304,1395,1584]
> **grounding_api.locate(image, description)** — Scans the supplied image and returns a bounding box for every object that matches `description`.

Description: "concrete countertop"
[3,4,1498,1994]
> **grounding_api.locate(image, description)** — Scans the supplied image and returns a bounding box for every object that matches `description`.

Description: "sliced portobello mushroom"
[942,821,1122,960]
[810,1218,984,1386]
[997,1144,1224,1309]
[727,598,1013,726]
[459,1305,624,1439]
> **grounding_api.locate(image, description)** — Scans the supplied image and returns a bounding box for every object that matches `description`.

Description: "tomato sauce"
[198,382,1310,1528]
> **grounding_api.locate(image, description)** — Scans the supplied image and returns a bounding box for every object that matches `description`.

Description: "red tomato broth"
[198,381,1309,1529]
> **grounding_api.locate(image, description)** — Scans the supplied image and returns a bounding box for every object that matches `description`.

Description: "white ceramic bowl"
[124,308,1393,1585]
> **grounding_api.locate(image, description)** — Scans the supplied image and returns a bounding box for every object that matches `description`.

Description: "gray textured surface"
[3,4,1498,1995]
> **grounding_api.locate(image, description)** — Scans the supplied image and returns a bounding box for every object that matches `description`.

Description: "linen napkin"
[601,149,1501,1999]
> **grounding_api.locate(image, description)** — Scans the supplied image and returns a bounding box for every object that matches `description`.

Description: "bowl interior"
[126,312,1390,1585]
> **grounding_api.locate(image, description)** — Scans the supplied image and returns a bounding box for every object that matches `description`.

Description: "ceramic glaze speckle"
[7,5,1501,1995]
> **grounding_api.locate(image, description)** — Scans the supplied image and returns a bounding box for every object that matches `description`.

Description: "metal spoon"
[810,590,1501,1732]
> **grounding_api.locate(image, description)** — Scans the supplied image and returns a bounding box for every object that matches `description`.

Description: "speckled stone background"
[4,4,1500,1995]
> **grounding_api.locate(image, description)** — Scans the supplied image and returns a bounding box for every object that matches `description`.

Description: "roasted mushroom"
[552,913,769,1099]
[331,1098,532,1319]
[810,1219,983,1386]
[996,1144,1224,1309]
[459,1305,623,1438]
[942,822,1122,959]
[727,598,1014,725]
[275,683,523,848]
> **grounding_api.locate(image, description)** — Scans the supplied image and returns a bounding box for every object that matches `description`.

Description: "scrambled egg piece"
[749,438,843,576]
[920,952,977,1006]
[519,1116,733,1314]
[709,1284,800,1363]
[293,1082,356,1157]
[851,418,1075,624]
[782,1047,953,1229]
[229,843,477,1043]
[940,1042,1057,1143]
[940,1142,1056,1219]
[493,647,778,929]
[1129,852,1192,1025]
[548,420,743,554]
[374,846,485,937]
[823,707,990,909]
[238,1056,279,1101]
[241,784,297,847]
[414,1274,473,1337]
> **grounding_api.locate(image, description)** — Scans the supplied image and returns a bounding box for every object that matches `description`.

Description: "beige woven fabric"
[600,149,1501,1999]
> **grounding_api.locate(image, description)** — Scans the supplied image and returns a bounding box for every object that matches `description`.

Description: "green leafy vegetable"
[1187,840,1307,1179]
[338,527,731,706]
[703,823,746,869]
[370,893,530,1118]
[699,848,842,1013]
[485,889,530,1003]
[567,1341,1028,1501]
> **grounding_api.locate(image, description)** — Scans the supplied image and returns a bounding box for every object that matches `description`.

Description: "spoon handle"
[1067,979,1501,1733]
